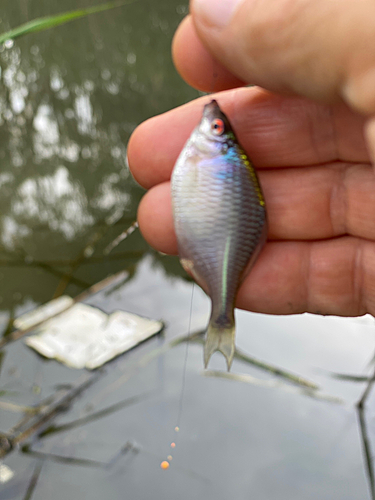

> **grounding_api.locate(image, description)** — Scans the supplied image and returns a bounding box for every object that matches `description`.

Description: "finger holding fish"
[171,15,246,93]
[138,161,375,249]
[236,236,375,317]
[137,202,375,318]
[128,87,369,190]
[137,175,375,318]
[129,87,375,323]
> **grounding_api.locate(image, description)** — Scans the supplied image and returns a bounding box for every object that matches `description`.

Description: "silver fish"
[171,100,267,370]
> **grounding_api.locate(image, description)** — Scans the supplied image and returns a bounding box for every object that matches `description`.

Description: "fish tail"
[204,321,235,371]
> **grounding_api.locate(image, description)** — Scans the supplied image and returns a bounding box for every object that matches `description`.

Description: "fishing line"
[176,282,195,427]
[161,59,217,470]
[160,283,195,470]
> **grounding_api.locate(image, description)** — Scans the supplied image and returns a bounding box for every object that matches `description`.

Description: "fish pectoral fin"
[204,323,235,371]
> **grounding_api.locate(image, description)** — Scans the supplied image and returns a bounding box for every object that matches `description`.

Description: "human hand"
[128,0,375,317]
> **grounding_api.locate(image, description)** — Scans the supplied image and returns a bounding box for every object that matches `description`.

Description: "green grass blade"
[0,1,137,44]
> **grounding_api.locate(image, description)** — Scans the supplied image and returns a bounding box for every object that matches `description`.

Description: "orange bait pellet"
[161,461,170,470]
[170,442,176,448]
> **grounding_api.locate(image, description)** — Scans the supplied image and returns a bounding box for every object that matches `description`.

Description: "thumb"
[191,0,375,115]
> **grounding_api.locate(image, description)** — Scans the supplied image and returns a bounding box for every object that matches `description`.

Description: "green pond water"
[0,1,375,499]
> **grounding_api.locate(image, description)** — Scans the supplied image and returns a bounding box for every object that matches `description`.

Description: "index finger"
[128,87,368,190]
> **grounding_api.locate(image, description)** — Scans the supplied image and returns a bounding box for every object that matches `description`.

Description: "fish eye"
[211,118,225,136]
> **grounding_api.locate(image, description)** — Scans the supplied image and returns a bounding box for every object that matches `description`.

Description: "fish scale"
[171,100,267,370]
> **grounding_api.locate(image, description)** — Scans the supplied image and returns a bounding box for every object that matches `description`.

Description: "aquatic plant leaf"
[0,1,137,44]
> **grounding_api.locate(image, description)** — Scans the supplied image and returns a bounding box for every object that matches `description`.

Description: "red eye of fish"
[211,118,225,136]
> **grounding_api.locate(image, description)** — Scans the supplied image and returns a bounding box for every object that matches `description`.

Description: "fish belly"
[172,153,266,369]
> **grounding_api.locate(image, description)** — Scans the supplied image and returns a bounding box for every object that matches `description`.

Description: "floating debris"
[25,303,163,369]
[14,296,74,330]
[0,463,14,483]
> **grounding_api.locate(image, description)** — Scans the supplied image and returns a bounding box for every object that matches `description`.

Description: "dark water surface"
[0,1,374,499]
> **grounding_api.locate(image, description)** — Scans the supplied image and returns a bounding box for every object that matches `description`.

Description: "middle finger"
[137,161,375,254]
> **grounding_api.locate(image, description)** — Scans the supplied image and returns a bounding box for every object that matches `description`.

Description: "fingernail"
[192,0,244,29]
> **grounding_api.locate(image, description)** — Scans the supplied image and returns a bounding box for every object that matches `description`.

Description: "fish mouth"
[203,99,220,117]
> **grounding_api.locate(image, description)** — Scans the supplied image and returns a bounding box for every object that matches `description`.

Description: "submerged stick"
[234,346,319,389]
[0,373,100,459]
[203,370,343,404]
[104,221,139,255]
[357,403,375,500]
[23,462,43,500]
[189,336,319,390]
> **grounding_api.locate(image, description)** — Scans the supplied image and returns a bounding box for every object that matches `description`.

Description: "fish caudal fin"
[204,323,235,371]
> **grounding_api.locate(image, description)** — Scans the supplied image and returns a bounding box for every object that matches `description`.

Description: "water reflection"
[2,4,373,500]
[0,0,195,319]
